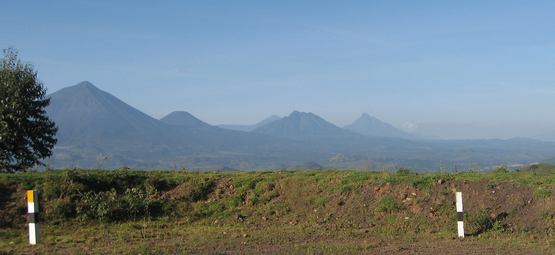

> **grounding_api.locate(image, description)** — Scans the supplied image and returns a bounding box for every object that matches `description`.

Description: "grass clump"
[533,188,552,199]
[375,197,403,213]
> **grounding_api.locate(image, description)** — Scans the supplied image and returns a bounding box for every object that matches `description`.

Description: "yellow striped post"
[27,190,40,245]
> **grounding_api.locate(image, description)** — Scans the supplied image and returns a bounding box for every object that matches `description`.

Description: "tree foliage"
[0,46,57,173]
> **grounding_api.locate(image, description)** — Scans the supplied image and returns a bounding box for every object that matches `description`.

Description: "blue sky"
[2,1,555,139]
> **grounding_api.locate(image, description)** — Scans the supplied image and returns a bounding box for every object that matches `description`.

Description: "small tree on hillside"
[0,46,57,173]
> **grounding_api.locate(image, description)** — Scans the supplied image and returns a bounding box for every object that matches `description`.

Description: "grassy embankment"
[2,167,555,254]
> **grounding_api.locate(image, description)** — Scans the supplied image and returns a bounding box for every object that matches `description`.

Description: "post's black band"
[457,212,463,222]
[29,212,39,224]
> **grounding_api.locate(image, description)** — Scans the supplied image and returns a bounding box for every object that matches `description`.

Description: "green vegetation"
[0,46,57,173]
[533,188,552,199]
[1,167,555,253]
[374,197,403,213]
[517,163,555,174]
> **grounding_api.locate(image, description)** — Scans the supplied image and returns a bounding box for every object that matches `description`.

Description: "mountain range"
[43,81,555,172]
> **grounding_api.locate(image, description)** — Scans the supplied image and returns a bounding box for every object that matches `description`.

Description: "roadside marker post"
[27,190,40,245]
[456,191,464,238]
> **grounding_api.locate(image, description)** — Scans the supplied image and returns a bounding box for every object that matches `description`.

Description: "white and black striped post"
[27,190,40,245]
[456,191,464,238]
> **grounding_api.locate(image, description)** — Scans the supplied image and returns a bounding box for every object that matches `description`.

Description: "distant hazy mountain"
[46,81,174,146]
[343,113,417,139]
[160,111,213,129]
[218,115,281,132]
[42,81,555,172]
[252,111,359,139]
[44,82,319,169]
[45,81,194,168]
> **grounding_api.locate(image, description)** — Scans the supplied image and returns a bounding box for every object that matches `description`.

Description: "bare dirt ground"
[7,233,552,254]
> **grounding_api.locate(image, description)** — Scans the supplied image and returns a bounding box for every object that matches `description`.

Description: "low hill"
[160,111,213,129]
[517,163,555,173]
[218,115,281,131]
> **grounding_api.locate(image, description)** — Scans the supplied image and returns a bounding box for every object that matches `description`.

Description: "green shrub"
[194,201,226,219]
[410,177,433,190]
[76,187,153,222]
[469,213,495,234]
[533,188,552,199]
[375,197,402,213]
[491,166,509,174]
[233,177,260,190]
[396,167,412,175]
[382,168,416,186]
[435,204,455,217]
[253,180,276,196]
[125,188,151,219]
[338,184,355,193]
[507,209,517,217]
[48,197,77,219]
[248,195,269,205]
[315,197,327,207]
[344,171,373,184]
